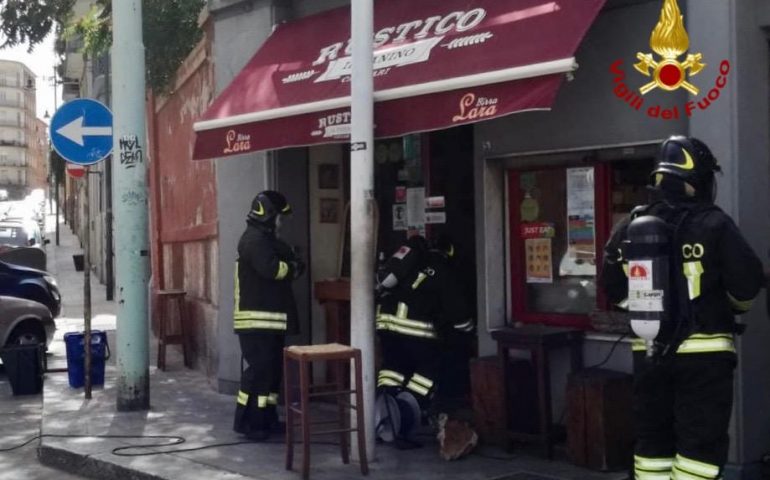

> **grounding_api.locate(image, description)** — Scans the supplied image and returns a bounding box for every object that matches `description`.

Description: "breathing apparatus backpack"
[624,201,705,360]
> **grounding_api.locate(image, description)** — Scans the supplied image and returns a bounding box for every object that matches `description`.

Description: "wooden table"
[492,325,584,459]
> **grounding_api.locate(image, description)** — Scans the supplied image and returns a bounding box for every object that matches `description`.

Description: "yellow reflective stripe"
[454,320,473,332]
[378,369,405,383]
[376,314,437,337]
[622,262,629,277]
[676,337,735,354]
[671,470,709,480]
[727,292,754,312]
[378,378,402,388]
[257,395,268,408]
[234,310,287,321]
[683,261,704,299]
[637,474,671,480]
[687,333,733,340]
[237,390,249,406]
[406,381,430,396]
[411,272,428,290]
[234,263,242,314]
[616,298,629,310]
[674,454,719,478]
[267,393,279,405]
[276,261,289,280]
[376,317,437,338]
[410,373,434,389]
[396,302,408,319]
[635,455,674,470]
[234,320,287,331]
[281,204,291,213]
[632,338,647,352]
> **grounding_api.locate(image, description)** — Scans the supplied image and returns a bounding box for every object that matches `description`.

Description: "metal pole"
[84,167,92,399]
[53,67,60,246]
[113,0,150,411]
[105,56,114,302]
[55,180,59,245]
[350,0,376,460]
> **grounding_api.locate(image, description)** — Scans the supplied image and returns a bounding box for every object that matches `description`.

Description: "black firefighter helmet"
[247,190,292,224]
[651,135,721,201]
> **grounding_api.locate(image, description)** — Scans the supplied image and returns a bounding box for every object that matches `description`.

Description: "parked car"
[0,260,60,317]
[0,295,55,347]
[0,221,47,249]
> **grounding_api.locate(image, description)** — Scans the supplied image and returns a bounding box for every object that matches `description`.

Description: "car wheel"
[6,320,46,346]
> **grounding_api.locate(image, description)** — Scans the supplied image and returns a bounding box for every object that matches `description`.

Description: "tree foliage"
[0,0,75,50]
[1,0,205,94]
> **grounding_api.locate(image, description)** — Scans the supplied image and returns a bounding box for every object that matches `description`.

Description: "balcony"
[0,140,27,148]
[0,98,23,108]
[0,119,22,128]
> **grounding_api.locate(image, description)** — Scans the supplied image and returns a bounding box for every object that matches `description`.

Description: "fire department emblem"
[634,0,705,95]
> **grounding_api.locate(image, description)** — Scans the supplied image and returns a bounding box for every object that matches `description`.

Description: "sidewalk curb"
[38,444,165,480]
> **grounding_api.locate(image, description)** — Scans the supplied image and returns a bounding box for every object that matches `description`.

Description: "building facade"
[94,0,770,476]
[0,60,47,199]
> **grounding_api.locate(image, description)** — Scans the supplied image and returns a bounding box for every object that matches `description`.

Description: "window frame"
[507,162,611,329]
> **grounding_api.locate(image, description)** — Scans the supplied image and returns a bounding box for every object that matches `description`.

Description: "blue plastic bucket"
[63,331,110,388]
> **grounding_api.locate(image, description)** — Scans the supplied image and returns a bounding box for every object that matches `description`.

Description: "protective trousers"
[633,352,735,480]
[233,332,285,434]
[377,333,441,409]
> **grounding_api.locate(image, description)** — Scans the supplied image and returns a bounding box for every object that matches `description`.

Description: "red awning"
[193,0,606,160]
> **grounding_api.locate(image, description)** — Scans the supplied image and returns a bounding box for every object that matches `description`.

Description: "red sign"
[630,265,648,280]
[521,223,555,239]
[66,163,87,179]
[193,0,606,159]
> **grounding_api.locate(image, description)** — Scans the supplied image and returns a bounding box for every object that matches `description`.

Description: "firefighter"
[375,235,473,421]
[233,190,304,441]
[601,136,765,480]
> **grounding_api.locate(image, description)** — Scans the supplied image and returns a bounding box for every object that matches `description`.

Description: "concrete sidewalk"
[37,214,627,480]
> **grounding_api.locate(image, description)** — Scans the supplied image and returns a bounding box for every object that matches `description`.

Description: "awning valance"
[193,0,606,160]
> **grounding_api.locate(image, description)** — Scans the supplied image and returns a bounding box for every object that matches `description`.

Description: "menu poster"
[406,187,426,230]
[566,167,596,269]
[525,238,553,284]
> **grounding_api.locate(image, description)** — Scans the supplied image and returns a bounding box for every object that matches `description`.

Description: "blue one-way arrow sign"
[50,98,113,165]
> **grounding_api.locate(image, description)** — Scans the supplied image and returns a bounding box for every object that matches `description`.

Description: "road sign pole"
[112,0,150,411]
[84,167,92,400]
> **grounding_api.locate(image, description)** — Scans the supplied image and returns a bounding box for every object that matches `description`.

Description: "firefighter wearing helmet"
[233,191,305,441]
[601,136,764,480]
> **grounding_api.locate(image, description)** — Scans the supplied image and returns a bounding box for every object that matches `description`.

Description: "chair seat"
[287,343,354,357]
[156,289,186,297]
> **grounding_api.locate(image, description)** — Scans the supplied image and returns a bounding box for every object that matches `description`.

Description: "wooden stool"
[156,289,191,370]
[284,343,369,480]
[492,325,584,459]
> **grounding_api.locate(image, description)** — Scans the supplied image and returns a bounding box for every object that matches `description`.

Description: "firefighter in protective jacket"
[601,136,765,480]
[375,235,474,414]
[233,191,304,441]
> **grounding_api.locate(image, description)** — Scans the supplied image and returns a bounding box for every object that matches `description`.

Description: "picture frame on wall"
[318,164,340,189]
[320,198,339,224]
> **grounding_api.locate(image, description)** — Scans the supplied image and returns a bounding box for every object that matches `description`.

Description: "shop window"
[508,158,654,329]
[509,167,600,322]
